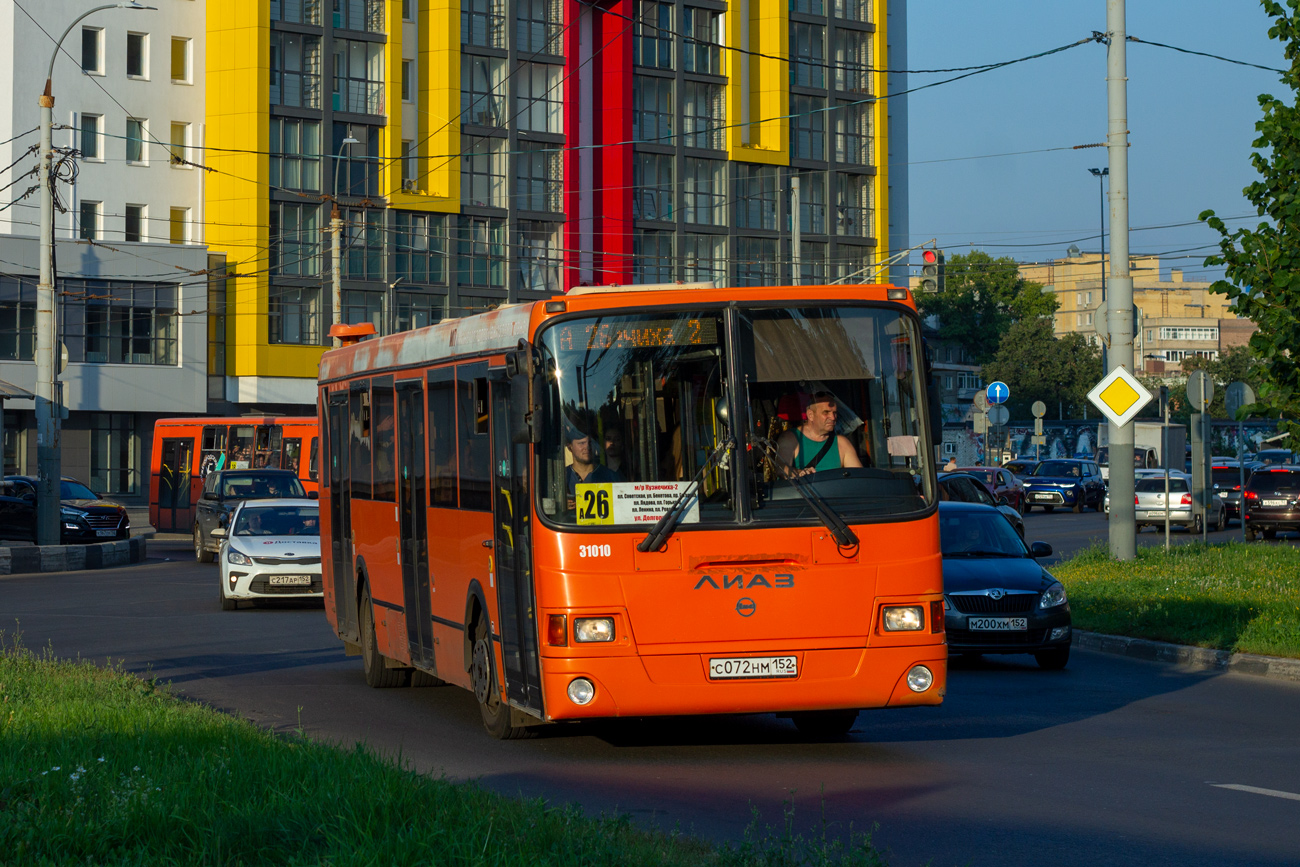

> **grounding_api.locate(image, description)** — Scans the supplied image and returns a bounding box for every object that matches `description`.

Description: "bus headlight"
[567,678,595,705]
[882,605,925,631]
[574,617,615,642]
[906,665,934,692]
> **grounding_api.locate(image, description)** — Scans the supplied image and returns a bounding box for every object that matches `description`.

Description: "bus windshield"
[536,305,933,528]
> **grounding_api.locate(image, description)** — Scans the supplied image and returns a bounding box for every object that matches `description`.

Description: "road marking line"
[1211,783,1300,802]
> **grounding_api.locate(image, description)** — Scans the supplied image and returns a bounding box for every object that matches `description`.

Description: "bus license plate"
[968,617,1027,631]
[709,656,798,680]
[269,575,313,586]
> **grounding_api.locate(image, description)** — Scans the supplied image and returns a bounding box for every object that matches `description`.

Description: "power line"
[1127,35,1287,75]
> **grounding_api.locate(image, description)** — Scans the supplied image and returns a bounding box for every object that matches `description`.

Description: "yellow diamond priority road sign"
[1087,366,1153,427]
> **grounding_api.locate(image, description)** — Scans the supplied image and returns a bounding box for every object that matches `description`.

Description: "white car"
[214,498,322,610]
[1105,470,1189,516]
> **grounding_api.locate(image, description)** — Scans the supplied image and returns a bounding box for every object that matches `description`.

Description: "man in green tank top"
[776,391,864,475]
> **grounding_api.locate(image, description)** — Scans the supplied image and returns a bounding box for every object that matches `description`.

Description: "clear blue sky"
[905,0,1287,281]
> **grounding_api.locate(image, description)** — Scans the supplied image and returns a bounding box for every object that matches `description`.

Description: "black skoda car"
[939,501,1072,669]
[0,476,131,543]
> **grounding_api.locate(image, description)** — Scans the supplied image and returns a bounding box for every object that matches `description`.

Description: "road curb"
[0,538,148,576]
[1075,630,1300,684]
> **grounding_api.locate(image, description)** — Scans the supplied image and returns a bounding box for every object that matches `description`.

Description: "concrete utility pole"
[1105,0,1136,560]
[791,175,802,285]
[331,136,359,347]
[35,2,153,545]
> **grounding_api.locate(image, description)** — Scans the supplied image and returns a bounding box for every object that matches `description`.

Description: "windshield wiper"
[637,437,735,553]
[749,436,859,548]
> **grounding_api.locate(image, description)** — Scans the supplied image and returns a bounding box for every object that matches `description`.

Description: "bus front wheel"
[470,626,532,740]
[790,709,858,740]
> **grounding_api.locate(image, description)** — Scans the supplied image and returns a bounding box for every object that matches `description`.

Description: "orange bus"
[318,283,946,739]
[150,416,319,533]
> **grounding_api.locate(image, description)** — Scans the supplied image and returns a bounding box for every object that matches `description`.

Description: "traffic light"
[920,249,946,293]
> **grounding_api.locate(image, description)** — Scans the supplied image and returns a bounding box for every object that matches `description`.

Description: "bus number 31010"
[579,544,612,558]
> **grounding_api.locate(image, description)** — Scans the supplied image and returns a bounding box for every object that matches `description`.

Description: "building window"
[835,172,872,237]
[395,212,448,284]
[126,32,148,78]
[170,37,191,83]
[401,59,414,101]
[516,141,563,213]
[797,241,827,284]
[79,201,101,241]
[791,0,824,14]
[462,136,507,208]
[633,152,674,222]
[834,0,870,22]
[270,118,322,192]
[683,157,726,226]
[791,95,826,161]
[683,233,726,284]
[333,39,385,114]
[462,0,506,48]
[634,229,674,284]
[682,7,722,74]
[461,55,506,126]
[517,62,563,133]
[269,285,323,345]
[343,208,385,280]
[633,76,673,144]
[634,0,673,69]
[736,237,778,286]
[0,277,36,362]
[168,208,189,245]
[342,289,385,331]
[834,100,871,165]
[90,414,138,496]
[65,279,179,366]
[682,81,725,150]
[958,372,982,390]
[517,221,562,293]
[126,118,146,164]
[2,410,24,474]
[789,171,826,234]
[1160,326,1219,341]
[402,0,416,20]
[125,204,145,243]
[833,29,871,94]
[334,123,381,197]
[271,33,323,108]
[736,164,779,231]
[457,216,507,288]
[169,122,190,166]
[269,202,321,275]
[401,140,417,187]
[272,0,323,24]
[516,0,562,53]
[790,23,825,89]
[396,291,445,331]
[81,27,103,74]
[81,114,102,160]
[334,0,386,32]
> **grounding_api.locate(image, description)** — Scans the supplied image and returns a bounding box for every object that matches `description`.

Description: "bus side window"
[200,425,226,476]
[428,368,457,506]
[372,379,396,502]
[308,437,319,481]
[458,364,491,511]
[350,383,372,500]
[283,438,302,475]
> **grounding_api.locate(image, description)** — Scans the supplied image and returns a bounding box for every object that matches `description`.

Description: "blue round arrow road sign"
[986,381,1010,405]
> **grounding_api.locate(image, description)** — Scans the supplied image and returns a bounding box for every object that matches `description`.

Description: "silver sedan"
[1131,476,1226,532]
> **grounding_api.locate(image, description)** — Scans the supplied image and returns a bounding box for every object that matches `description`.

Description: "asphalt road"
[4,542,1299,867]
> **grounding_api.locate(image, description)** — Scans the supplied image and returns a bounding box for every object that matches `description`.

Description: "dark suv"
[1022,459,1106,513]
[0,476,130,543]
[1243,467,1300,540]
[194,469,308,562]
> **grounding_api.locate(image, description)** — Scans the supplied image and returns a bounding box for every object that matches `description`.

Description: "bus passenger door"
[396,379,435,673]
[490,377,542,714]
[157,438,194,532]
[328,393,358,640]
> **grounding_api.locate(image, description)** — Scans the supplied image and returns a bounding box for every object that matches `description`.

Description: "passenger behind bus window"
[776,391,864,476]
[565,426,622,510]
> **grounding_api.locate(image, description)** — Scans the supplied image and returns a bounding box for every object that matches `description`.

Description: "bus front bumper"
[537,645,946,720]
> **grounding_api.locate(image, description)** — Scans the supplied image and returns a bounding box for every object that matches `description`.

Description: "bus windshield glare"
[537,306,934,527]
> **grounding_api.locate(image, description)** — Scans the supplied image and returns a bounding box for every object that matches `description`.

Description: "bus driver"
[776,391,863,476]
[565,425,622,510]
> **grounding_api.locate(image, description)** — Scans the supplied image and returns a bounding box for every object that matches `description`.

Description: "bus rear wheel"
[360,585,409,688]
[470,626,532,740]
[790,709,858,740]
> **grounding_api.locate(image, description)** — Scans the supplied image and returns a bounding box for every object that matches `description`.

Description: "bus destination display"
[555,317,719,351]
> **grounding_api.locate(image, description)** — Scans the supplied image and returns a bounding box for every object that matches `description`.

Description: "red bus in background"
[150,416,319,533]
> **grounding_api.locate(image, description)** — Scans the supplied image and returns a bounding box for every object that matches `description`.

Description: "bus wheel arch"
[462,581,490,673]
[357,562,407,688]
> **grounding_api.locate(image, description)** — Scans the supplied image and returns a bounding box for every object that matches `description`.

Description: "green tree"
[1200,0,1300,443]
[1139,346,1267,424]
[982,317,1104,420]
[916,250,1058,364]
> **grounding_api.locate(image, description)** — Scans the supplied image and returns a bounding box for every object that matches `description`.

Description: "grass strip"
[0,636,886,867]
[1051,541,1300,658]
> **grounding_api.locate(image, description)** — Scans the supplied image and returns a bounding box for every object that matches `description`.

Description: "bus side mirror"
[509,340,542,444]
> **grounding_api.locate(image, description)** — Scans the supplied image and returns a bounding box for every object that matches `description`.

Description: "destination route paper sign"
[575,482,700,525]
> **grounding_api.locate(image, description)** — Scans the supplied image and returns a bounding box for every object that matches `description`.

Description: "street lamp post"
[34,2,153,545]
[330,136,360,347]
[1088,167,1109,303]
